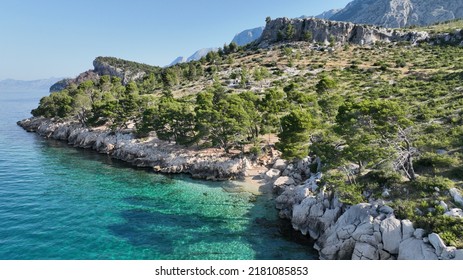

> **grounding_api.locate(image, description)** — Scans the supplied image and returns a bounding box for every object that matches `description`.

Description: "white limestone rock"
[454,249,463,260]
[449,188,463,207]
[401,219,415,240]
[414,228,426,239]
[272,159,287,171]
[264,169,281,181]
[444,208,463,218]
[380,216,402,254]
[428,233,446,256]
[352,242,379,260]
[398,238,438,260]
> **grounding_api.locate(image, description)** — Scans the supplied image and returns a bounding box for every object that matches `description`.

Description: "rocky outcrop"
[18,117,251,181]
[50,56,157,92]
[272,156,462,260]
[256,17,429,48]
[330,0,463,28]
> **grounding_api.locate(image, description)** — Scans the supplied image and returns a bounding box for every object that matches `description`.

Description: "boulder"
[444,208,463,218]
[398,238,438,260]
[441,246,456,260]
[379,205,394,215]
[380,216,402,254]
[272,159,287,171]
[428,233,446,256]
[454,249,463,260]
[264,169,281,181]
[401,219,415,240]
[449,188,463,207]
[352,242,379,260]
[273,176,295,193]
[439,201,449,212]
[413,228,426,239]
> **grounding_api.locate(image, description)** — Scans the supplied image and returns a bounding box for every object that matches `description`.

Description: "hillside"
[28,18,463,253]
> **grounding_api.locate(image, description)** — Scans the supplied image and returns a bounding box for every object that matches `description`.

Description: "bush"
[411,176,455,192]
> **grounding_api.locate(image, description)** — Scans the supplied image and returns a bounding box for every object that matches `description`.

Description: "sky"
[0,0,351,80]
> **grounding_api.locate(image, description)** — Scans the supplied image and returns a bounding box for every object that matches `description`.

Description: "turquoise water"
[0,91,315,260]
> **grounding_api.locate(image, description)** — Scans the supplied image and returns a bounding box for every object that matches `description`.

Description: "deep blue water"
[0,91,315,260]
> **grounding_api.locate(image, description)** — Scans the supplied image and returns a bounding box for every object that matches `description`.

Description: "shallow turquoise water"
[0,91,315,260]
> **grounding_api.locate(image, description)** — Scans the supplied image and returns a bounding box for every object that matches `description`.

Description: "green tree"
[276,108,313,160]
[316,74,337,94]
[286,24,296,40]
[31,91,73,118]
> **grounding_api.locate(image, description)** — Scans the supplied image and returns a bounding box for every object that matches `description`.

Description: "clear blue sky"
[0,0,351,80]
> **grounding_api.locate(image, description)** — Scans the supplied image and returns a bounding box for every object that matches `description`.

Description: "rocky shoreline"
[263,157,463,260]
[17,117,254,181]
[18,117,463,260]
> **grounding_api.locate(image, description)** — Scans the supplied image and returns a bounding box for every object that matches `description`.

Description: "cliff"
[18,117,253,181]
[330,0,463,28]
[255,17,429,48]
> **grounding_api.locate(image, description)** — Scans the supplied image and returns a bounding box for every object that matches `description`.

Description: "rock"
[257,17,433,49]
[444,208,463,218]
[379,205,394,215]
[264,169,281,181]
[454,249,463,260]
[398,238,438,260]
[380,216,402,254]
[428,233,447,256]
[272,159,287,171]
[449,188,463,207]
[439,201,449,212]
[273,176,295,193]
[291,196,318,235]
[382,189,390,198]
[401,220,415,240]
[413,228,426,239]
[352,242,379,260]
[441,246,456,260]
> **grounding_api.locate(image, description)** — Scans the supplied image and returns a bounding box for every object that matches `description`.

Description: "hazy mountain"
[330,0,463,28]
[315,9,340,19]
[231,26,265,46]
[168,47,218,66]
[0,78,64,92]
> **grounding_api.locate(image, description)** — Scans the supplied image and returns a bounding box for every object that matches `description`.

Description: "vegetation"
[31,20,463,246]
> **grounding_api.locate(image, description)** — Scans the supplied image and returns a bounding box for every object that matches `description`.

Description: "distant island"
[19,16,463,260]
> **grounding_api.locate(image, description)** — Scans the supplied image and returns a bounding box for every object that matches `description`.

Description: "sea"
[0,90,316,260]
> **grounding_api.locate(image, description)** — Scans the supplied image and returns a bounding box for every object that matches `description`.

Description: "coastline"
[17,117,463,260]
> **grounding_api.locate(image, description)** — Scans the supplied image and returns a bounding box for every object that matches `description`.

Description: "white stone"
[441,246,456,260]
[264,168,281,181]
[352,242,379,260]
[454,249,463,260]
[401,219,415,240]
[272,159,287,171]
[439,201,449,212]
[380,216,402,254]
[444,208,463,218]
[273,176,295,187]
[398,238,438,260]
[450,188,463,207]
[413,228,426,239]
[379,205,394,214]
[428,233,447,256]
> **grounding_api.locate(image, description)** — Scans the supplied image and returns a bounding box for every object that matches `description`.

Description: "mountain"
[0,78,64,92]
[330,0,463,28]
[168,56,188,66]
[231,27,265,46]
[315,9,340,19]
[168,47,218,66]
